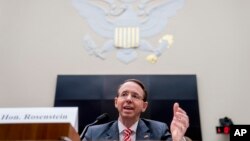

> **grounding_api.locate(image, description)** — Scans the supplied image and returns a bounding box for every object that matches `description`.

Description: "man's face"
[115,81,148,121]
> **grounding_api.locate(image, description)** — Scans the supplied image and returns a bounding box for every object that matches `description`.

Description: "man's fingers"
[173,102,179,115]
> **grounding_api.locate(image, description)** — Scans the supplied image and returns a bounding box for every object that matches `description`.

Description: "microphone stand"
[80,113,109,140]
[80,120,98,140]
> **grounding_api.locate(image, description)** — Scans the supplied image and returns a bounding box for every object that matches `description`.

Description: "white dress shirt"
[118,120,139,141]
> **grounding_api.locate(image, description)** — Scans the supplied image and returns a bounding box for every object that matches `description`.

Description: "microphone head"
[96,113,109,124]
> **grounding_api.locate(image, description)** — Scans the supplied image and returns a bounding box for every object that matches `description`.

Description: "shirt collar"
[118,119,139,133]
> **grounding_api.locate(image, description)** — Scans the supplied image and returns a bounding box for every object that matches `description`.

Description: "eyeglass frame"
[117,91,144,101]
[116,79,148,102]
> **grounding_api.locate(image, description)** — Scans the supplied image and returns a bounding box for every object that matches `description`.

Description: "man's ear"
[142,101,148,112]
[114,97,118,108]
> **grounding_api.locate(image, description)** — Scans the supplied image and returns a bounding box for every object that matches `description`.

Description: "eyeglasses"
[118,91,144,101]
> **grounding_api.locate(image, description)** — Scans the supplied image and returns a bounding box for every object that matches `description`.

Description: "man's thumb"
[173,102,179,115]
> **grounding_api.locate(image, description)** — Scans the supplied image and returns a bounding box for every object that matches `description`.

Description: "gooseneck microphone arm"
[80,113,109,140]
[79,120,98,139]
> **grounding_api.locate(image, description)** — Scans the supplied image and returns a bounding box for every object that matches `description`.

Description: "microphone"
[95,113,109,123]
[80,113,109,139]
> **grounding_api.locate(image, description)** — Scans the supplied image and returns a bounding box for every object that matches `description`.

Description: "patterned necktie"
[124,128,132,141]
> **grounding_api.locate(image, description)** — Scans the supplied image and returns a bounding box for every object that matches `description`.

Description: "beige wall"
[0,0,250,140]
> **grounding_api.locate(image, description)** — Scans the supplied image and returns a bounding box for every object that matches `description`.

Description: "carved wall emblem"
[72,0,185,63]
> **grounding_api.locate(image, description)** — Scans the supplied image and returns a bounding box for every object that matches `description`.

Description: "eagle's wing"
[139,0,185,38]
[72,0,115,38]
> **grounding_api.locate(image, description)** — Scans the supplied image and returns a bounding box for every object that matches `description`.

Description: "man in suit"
[83,79,189,141]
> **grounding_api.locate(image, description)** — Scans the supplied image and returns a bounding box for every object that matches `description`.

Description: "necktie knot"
[124,128,132,141]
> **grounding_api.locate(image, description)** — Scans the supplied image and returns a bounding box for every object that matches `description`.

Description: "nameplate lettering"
[0,107,78,131]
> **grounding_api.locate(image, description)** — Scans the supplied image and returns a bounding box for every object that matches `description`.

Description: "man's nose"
[125,94,133,101]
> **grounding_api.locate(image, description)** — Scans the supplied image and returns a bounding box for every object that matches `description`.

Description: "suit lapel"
[105,121,119,141]
[103,119,152,140]
[136,119,151,140]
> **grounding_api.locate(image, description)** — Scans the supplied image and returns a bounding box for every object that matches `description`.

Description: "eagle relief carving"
[72,0,185,64]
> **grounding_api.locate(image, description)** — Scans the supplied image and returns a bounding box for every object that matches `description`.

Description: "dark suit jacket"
[83,118,172,141]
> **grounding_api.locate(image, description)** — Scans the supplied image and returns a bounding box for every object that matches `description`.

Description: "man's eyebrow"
[131,91,139,95]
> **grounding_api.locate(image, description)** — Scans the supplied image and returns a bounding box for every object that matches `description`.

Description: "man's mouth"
[123,106,134,110]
